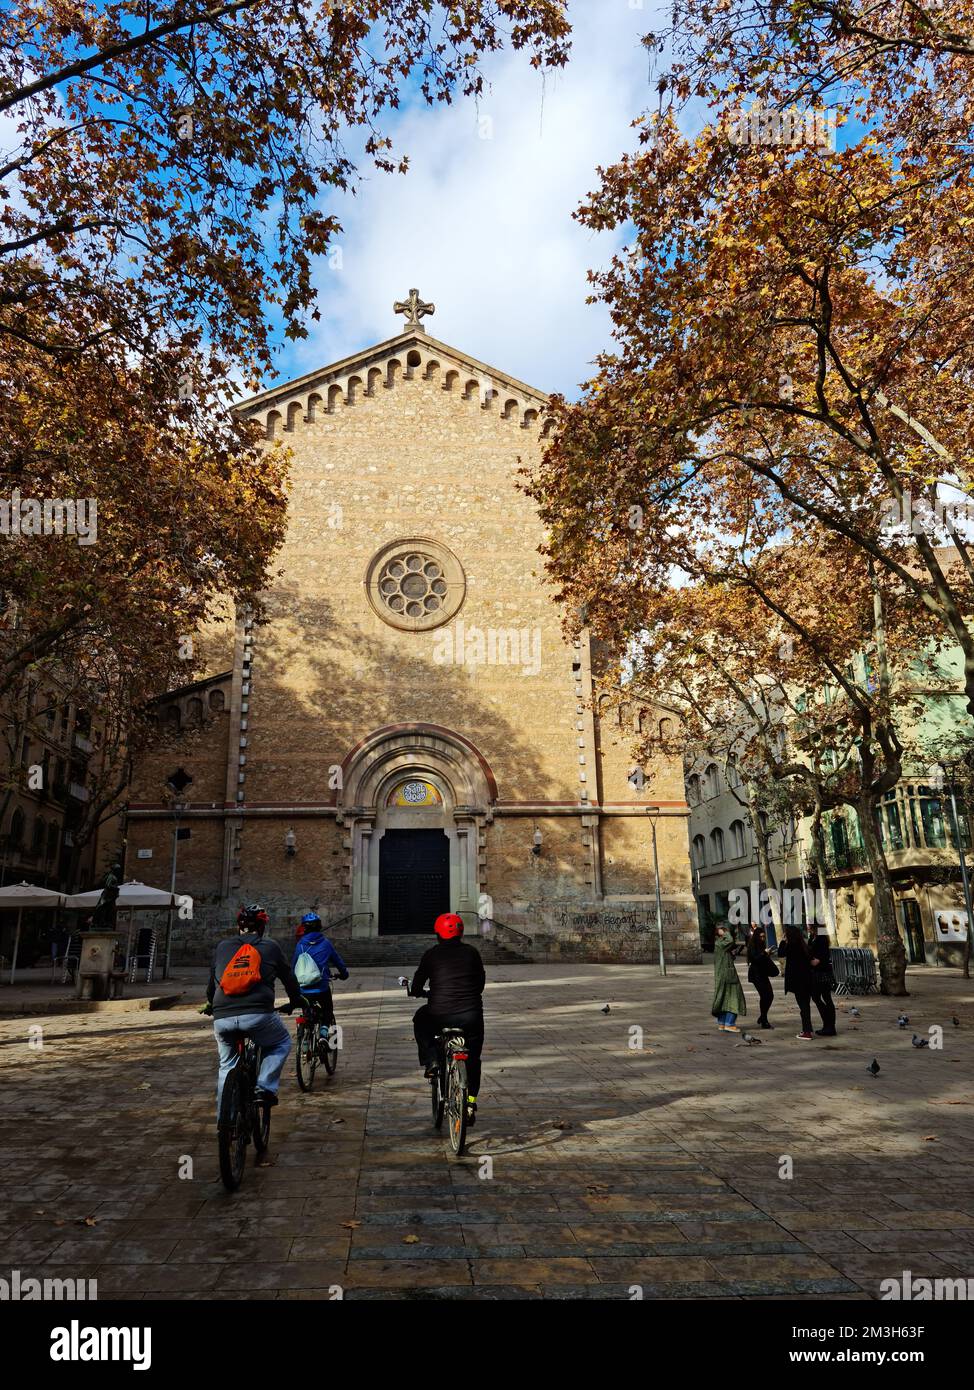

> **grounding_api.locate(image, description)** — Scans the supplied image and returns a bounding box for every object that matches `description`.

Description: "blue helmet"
[301,912,322,930]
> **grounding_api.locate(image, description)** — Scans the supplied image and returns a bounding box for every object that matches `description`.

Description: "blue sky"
[263,1,667,401]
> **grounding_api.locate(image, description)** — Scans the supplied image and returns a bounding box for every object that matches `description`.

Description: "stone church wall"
[116,327,700,965]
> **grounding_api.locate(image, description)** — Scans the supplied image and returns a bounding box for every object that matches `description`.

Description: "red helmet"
[434,912,464,939]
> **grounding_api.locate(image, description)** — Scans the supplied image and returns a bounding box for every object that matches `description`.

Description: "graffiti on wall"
[557,906,682,936]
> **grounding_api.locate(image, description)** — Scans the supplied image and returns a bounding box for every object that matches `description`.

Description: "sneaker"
[254,1087,279,1107]
[466,1098,477,1128]
[721,1024,740,1033]
[815,1029,837,1037]
[796,1031,814,1040]
[759,1021,774,1029]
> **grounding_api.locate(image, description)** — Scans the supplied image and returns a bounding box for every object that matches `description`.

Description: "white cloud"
[275,1,664,399]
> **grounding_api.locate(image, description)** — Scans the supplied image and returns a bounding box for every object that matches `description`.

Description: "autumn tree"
[0,1,570,375]
[528,392,933,989]
[1,2,570,701]
[551,114,974,713]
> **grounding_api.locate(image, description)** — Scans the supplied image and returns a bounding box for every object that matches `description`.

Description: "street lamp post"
[164,799,187,981]
[646,806,667,978]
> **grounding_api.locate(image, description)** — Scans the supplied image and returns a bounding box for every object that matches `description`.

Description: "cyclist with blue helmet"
[291,912,349,1033]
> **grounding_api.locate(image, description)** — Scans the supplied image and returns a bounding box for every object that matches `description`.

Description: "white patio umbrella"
[0,882,65,984]
[62,880,178,909]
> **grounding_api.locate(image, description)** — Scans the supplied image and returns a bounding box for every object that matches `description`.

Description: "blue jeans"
[718,1011,738,1027]
[213,1011,292,1118]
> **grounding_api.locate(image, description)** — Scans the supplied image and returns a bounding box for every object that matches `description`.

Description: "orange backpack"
[219,942,263,996]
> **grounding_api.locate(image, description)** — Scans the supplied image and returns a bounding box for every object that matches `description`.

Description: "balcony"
[68,782,90,802]
[74,733,94,756]
[822,842,871,875]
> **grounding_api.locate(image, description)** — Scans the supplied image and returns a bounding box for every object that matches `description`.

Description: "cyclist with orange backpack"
[206,903,303,1117]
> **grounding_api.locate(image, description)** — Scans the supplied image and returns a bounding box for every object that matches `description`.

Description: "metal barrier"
[831,946,879,995]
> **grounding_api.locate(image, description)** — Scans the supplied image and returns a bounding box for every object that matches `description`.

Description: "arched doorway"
[338,725,496,937]
[378,777,449,934]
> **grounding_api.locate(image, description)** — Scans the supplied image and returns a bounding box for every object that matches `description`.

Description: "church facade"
[123,299,699,964]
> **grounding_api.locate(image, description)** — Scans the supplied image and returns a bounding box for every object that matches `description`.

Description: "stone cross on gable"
[394,288,435,332]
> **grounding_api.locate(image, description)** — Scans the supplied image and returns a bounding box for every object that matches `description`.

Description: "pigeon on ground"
[600,1004,611,1014]
[953,1016,961,1027]
[911,1034,930,1048]
[867,1059,880,1075]
[850,1007,862,1018]
[737,1033,762,1046]
[897,1014,910,1028]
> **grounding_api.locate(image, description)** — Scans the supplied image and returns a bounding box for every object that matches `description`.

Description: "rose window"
[377,553,449,619]
[365,538,465,631]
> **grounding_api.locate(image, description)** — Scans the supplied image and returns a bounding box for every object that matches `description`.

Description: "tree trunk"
[857,798,908,995]
[745,793,784,938]
[808,807,837,936]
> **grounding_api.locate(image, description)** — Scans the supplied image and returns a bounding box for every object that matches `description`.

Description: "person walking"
[778,923,815,1039]
[711,924,747,1033]
[746,924,779,1029]
[808,926,837,1036]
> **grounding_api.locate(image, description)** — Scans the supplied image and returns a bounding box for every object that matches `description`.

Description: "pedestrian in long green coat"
[712,925,747,1033]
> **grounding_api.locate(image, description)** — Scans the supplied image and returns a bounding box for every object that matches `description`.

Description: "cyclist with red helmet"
[408,912,486,1126]
[205,903,303,1116]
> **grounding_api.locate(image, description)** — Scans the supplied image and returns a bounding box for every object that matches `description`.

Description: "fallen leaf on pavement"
[341,1220,361,1229]
[403,1234,420,1244]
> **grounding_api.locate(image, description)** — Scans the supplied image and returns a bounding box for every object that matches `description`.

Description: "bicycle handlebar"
[398,976,428,998]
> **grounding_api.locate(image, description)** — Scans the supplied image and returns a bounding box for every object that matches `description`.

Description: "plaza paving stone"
[1,962,973,1300]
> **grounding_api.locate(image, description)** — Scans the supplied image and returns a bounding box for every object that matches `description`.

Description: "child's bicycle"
[398,976,470,1157]
[295,971,342,1092]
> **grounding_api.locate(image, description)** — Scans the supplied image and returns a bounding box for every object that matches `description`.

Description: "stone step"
[333,935,531,967]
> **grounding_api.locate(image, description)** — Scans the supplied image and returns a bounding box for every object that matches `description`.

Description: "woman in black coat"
[808,929,837,1035]
[746,925,778,1029]
[777,923,815,1039]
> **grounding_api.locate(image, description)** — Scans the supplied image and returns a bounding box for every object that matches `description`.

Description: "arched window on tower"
[729,820,746,858]
[692,834,707,869]
[710,827,725,863]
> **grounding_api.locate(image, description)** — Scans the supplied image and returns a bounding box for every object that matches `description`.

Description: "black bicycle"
[295,972,341,1093]
[217,1032,272,1191]
[399,977,469,1157]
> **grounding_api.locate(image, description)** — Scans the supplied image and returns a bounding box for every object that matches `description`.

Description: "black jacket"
[746,946,778,984]
[410,939,486,1016]
[808,934,835,984]
[206,932,302,1019]
[777,937,813,994]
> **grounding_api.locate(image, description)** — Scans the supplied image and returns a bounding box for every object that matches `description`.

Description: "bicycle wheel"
[296,1020,319,1093]
[217,1066,248,1191]
[322,1021,338,1076]
[447,1057,468,1157]
[247,1042,271,1153]
[253,1096,271,1154]
[430,1070,445,1130]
